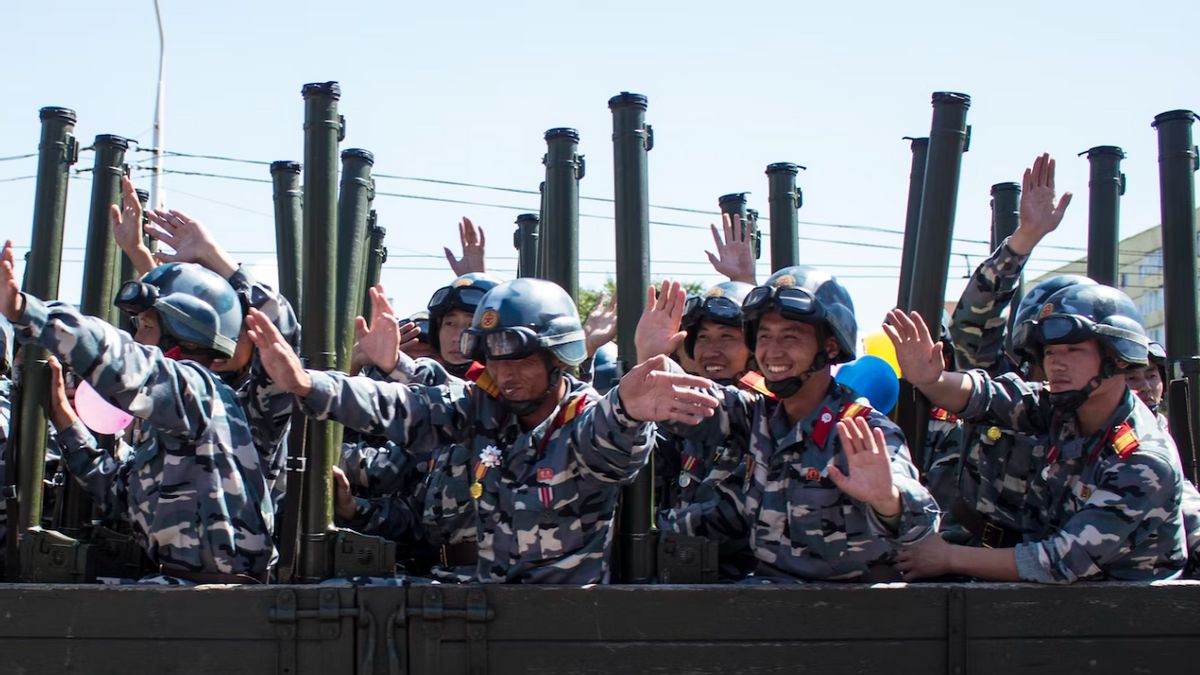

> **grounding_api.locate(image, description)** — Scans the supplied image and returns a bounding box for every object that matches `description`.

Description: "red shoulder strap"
[464,361,500,398]
[738,371,776,399]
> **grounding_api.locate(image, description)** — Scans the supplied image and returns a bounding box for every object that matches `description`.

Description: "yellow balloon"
[862,331,902,378]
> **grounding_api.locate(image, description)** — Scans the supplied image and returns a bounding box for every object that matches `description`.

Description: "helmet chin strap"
[501,354,563,417]
[445,361,473,378]
[1047,357,1117,412]
[765,351,829,399]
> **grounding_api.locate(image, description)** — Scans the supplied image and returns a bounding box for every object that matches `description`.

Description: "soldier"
[0,320,12,568]
[943,153,1081,547]
[653,268,938,582]
[921,312,967,516]
[891,283,1187,582]
[427,273,502,378]
[0,240,275,583]
[247,277,718,583]
[1127,341,1167,430]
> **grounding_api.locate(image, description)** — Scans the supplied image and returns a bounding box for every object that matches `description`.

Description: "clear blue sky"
[2,1,1197,340]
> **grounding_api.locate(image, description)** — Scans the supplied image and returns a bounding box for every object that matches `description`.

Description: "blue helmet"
[427,273,503,354]
[683,281,754,359]
[406,310,431,344]
[742,266,857,364]
[1009,274,1097,365]
[115,262,242,358]
[590,341,621,394]
[460,278,587,367]
[1032,283,1149,366]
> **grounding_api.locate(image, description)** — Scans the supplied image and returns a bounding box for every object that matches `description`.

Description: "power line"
[0,152,37,162]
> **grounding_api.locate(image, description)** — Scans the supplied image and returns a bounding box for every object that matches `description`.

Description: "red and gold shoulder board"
[1111,422,1139,460]
[559,395,590,426]
[465,361,501,399]
[840,401,872,421]
[930,407,958,423]
[738,371,776,399]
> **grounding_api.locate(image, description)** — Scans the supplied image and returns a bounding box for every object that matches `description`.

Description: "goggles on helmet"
[743,285,817,321]
[1033,314,1146,346]
[684,295,743,326]
[115,280,160,316]
[461,326,584,362]
[428,285,488,314]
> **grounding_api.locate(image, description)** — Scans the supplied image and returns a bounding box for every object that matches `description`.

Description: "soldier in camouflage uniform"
[892,283,1187,582]
[943,153,1081,547]
[427,273,502,379]
[1127,341,1168,431]
[0,242,276,583]
[921,312,967,518]
[653,268,938,582]
[249,277,718,583]
[0,320,13,567]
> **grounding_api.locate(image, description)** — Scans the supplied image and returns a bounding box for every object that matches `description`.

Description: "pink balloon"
[73,380,134,435]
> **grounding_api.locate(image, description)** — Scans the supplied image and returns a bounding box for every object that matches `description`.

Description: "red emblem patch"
[805,467,820,481]
[480,309,500,330]
[537,467,555,482]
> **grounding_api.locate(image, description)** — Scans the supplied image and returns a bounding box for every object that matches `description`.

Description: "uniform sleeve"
[568,387,656,484]
[340,438,418,495]
[659,380,757,449]
[950,239,1028,372]
[229,266,301,458]
[657,445,751,545]
[1014,450,1180,583]
[958,369,1050,435]
[14,296,225,440]
[340,492,426,545]
[301,369,473,456]
[383,353,457,387]
[56,419,128,521]
[859,414,940,544]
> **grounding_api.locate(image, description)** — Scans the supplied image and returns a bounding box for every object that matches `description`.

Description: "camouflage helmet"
[116,262,242,358]
[1032,283,1149,366]
[460,278,587,367]
[590,341,621,394]
[1008,274,1097,364]
[426,272,503,353]
[0,318,12,375]
[742,266,857,364]
[683,281,754,359]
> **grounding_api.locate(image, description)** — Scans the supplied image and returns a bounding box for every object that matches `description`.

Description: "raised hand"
[882,309,944,386]
[109,176,157,277]
[827,416,901,516]
[705,213,757,284]
[245,308,312,396]
[634,280,687,363]
[353,285,402,373]
[1009,153,1072,255]
[443,216,486,276]
[145,208,237,277]
[583,291,618,357]
[46,355,79,431]
[616,354,719,424]
[0,241,24,322]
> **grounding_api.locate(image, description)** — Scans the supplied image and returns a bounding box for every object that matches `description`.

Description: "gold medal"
[986,426,1002,441]
[470,482,483,500]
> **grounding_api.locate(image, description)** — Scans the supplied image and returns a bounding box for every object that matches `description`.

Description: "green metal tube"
[13,107,77,544]
[990,182,1023,338]
[1082,146,1126,286]
[80,134,129,325]
[361,219,387,320]
[335,148,375,371]
[718,193,762,263]
[896,137,929,310]
[905,93,971,470]
[270,160,303,316]
[766,163,804,269]
[514,213,539,278]
[541,128,583,303]
[1152,110,1200,483]
[298,81,342,581]
[609,92,654,583]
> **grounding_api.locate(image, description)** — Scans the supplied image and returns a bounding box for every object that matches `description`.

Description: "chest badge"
[537,467,555,483]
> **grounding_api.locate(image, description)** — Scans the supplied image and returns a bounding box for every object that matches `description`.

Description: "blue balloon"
[835,354,900,414]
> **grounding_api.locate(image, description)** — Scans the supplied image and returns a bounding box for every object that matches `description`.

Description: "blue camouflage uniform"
[13,296,275,579]
[660,376,938,581]
[299,363,655,584]
[947,239,1045,545]
[960,370,1186,582]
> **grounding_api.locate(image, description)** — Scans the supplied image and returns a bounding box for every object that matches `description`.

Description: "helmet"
[683,281,754,359]
[742,266,856,364]
[0,318,13,375]
[1032,283,1149,366]
[115,262,242,358]
[1148,341,1167,378]
[590,342,621,394]
[1009,274,1097,364]
[460,278,587,367]
[427,273,502,354]
[406,310,431,344]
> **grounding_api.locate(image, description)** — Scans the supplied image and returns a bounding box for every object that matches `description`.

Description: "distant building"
[1030,209,1200,346]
